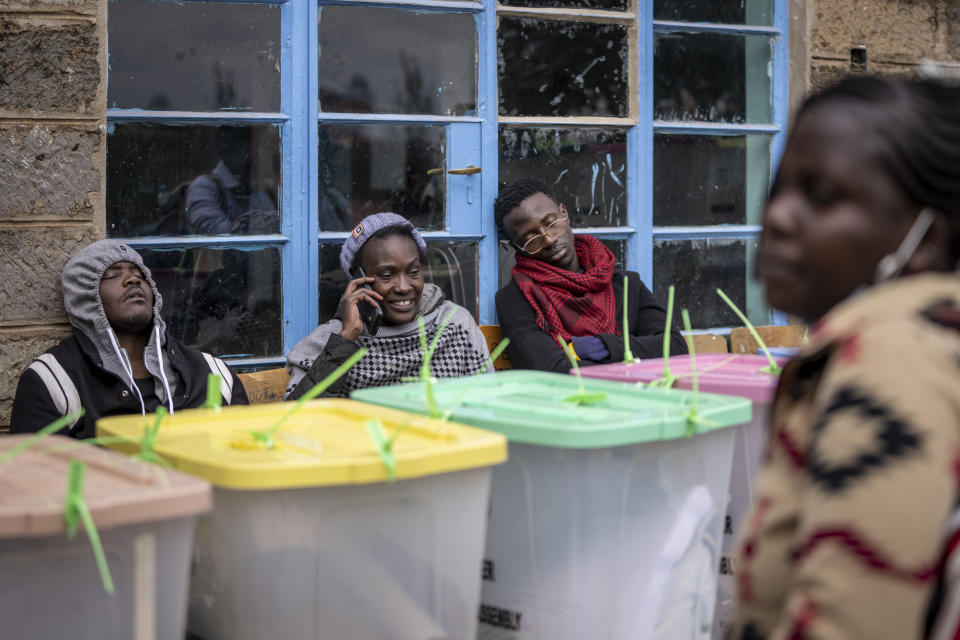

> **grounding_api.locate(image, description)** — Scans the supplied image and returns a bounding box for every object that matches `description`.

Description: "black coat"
[495,269,687,373]
[10,330,248,439]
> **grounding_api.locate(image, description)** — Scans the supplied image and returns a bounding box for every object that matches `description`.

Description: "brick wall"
[0,0,105,426]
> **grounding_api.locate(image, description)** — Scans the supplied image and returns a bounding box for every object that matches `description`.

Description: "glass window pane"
[652,238,768,328]
[319,124,445,232]
[108,0,280,112]
[499,127,627,227]
[497,237,625,289]
[140,247,282,358]
[654,134,770,226]
[319,240,478,324]
[499,18,629,117]
[107,124,281,237]
[500,0,628,11]
[654,32,772,123]
[318,6,476,116]
[654,0,772,26]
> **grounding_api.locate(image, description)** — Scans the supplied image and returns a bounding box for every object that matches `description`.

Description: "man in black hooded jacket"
[11,239,248,438]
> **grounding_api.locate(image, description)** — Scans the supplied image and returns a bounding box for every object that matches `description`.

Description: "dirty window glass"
[654,134,770,226]
[108,0,280,112]
[498,18,629,117]
[318,6,476,116]
[107,124,281,237]
[653,0,772,25]
[498,237,624,289]
[500,0,628,10]
[654,32,772,123]
[319,241,478,323]
[653,238,768,328]
[140,247,282,358]
[499,127,627,227]
[318,124,445,232]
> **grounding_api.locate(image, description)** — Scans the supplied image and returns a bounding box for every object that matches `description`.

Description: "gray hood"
[61,239,179,412]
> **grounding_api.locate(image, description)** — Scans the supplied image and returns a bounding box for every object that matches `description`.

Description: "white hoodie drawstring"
[154,325,175,415]
[107,328,146,416]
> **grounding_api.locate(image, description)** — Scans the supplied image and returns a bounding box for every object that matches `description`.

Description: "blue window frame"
[106,0,788,368]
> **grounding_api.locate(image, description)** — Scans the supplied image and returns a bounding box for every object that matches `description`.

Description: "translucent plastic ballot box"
[579,354,782,640]
[0,434,212,640]
[97,399,507,640]
[352,370,751,640]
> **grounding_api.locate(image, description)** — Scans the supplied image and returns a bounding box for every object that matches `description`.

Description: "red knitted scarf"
[512,235,619,342]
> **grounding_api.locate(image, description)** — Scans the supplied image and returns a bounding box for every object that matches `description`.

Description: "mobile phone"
[352,268,383,335]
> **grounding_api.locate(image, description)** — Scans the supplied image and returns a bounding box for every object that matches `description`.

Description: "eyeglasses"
[515,215,569,255]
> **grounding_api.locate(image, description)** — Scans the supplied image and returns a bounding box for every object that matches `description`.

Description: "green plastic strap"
[648,285,677,388]
[716,288,781,375]
[252,348,369,449]
[802,326,809,345]
[678,309,719,436]
[64,460,115,595]
[365,419,397,482]
[622,274,635,363]
[417,309,457,419]
[558,334,607,406]
[199,374,222,411]
[131,406,171,467]
[0,409,85,468]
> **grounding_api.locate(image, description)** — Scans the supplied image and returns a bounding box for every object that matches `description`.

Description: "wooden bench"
[237,367,291,405]
[479,325,514,370]
[729,325,806,354]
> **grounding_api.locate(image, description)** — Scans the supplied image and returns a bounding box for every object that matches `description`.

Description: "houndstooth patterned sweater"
[285,284,490,399]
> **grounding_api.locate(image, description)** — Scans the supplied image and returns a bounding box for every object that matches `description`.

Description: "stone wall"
[807,0,960,94]
[0,0,105,426]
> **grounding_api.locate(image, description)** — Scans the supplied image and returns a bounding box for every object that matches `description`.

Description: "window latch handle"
[426,165,482,176]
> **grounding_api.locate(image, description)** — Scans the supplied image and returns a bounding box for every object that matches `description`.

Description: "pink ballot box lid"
[577,354,784,403]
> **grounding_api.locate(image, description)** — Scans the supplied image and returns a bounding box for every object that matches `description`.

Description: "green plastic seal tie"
[252,347,369,449]
[648,285,677,388]
[0,409,85,468]
[199,374,222,411]
[64,460,115,595]
[680,309,718,437]
[622,274,636,364]
[417,308,458,419]
[131,406,171,467]
[716,288,782,375]
[558,335,607,406]
[365,419,398,482]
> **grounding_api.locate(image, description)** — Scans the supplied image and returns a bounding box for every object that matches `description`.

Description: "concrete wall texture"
[0,0,105,425]
[0,0,958,425]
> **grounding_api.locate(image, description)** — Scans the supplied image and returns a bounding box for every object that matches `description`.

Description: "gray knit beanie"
[339,212,427,273]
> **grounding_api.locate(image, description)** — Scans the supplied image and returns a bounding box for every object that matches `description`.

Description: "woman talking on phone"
[285,212,490,399]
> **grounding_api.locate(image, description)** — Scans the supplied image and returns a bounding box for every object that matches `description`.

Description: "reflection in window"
[653,0,771,26]
[500,0,628,11]
[497,237,625,289]
[319,241,478,324]
[653,238,768,328]
[107,124,281,237]
[318,125,445,232]
[654,134,770,226]
[499,128,627,227]
[108,0,280,112]
[498,18,629,117]
[654,32,772,123]
[140,247,282,358]
[318,6,476,116]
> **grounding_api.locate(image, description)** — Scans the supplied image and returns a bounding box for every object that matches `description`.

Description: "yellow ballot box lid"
[97,399,507,490]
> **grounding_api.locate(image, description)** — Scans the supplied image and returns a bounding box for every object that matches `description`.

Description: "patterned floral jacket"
[731,273,960,640]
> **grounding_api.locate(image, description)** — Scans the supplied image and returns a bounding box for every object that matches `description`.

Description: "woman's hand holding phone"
[339,273,383,341]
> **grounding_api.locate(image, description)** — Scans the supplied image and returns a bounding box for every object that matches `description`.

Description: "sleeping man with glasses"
[494,178,686,372]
